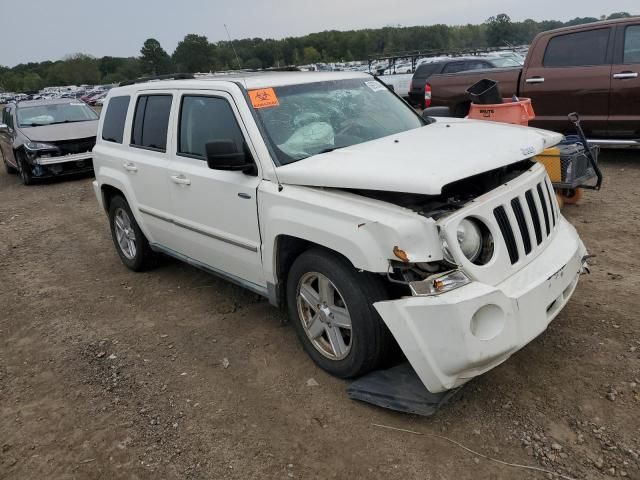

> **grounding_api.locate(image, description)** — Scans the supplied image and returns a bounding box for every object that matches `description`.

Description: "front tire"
[16,151,34,185]
[108,196,155,271]
[286,248,397,379]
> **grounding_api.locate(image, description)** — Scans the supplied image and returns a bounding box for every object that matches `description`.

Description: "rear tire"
[286,248,397,379]
[108,195,155,271]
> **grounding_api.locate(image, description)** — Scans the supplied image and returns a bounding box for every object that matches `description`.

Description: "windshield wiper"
[318,146,346,154]
[47,120,90,125]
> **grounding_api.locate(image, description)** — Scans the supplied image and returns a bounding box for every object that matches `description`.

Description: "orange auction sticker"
[249,88,280,109]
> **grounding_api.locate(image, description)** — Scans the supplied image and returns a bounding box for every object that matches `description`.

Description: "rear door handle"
[613,72,638,79]
[170,174,191,186]
[525,77,545,84]
[123,162,138,172]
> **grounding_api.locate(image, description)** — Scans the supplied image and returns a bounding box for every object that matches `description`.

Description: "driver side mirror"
[0,123,8,133]
[205,140,256,175]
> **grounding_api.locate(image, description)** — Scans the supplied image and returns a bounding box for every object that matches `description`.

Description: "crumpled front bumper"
[374,217,587,393]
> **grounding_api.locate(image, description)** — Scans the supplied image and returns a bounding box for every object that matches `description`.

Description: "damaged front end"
[353,158,536,294]
[22,137,95,178]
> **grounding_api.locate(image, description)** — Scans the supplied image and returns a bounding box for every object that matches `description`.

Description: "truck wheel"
[108,195,155,271]
[16,152,34,185]
[286,248,397,379]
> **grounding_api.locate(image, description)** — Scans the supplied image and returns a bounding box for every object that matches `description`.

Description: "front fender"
[258,182,442,283]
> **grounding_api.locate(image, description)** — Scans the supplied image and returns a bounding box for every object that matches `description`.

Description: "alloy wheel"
[114,208,137,260]
[296,272,353,360]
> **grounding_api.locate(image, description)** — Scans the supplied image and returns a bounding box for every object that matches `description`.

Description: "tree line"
[0,12,632,92]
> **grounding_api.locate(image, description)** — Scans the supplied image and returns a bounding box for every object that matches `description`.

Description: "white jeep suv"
[92,72,588,393]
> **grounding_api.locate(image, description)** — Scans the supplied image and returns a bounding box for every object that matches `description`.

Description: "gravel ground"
[0,151,639,480]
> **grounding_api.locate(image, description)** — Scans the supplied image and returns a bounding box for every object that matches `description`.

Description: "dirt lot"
[0,152,639,480]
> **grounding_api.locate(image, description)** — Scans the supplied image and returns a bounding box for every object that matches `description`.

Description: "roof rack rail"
[119,73,195,87]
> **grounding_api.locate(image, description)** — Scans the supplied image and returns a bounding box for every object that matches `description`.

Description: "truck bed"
[430,67,522,116]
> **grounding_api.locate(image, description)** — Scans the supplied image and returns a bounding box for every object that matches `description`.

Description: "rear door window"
[178,96,245,159]
[101,96,130,143]
[443,62,470,74]
[466,60,492,70]
[131,94,173,152]
[623,25,640,64]
[544,28,611,67]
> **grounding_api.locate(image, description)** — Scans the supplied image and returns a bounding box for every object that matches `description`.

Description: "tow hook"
[580,255,593,275]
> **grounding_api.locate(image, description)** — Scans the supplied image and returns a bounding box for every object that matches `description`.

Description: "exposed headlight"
[24,141,57,151]
[410,270,471,296]
[443,218,483,264]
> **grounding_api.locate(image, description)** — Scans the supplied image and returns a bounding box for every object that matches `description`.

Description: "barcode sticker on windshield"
[365,81,387,92]
[70,102,86,106]
[249,88,280,109]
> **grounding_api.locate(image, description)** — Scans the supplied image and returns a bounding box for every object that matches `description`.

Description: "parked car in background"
[92,71,587,394]
[0,99,98,184]
[428,17,640,144]
[409,56,521,109]
[85,91,107,106]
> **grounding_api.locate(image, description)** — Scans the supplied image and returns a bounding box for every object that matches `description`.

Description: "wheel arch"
[269,234,364,308]
[100,183,126,213]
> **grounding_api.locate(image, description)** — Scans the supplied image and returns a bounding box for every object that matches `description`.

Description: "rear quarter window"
[442,62,470,74]
[414,64,440,78]
[543,28,611,67]
[101,96,130,143]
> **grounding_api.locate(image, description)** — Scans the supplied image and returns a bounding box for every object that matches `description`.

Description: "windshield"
[252,78,424,165]
[17,102,99,127]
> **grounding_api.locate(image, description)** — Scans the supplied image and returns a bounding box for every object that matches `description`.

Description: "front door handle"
[170,174,191,186]
[123,161,138,172]
[525,77,545,84]
[613,72,638,79]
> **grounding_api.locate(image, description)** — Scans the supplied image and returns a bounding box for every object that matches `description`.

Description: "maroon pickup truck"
[429,18,640,145]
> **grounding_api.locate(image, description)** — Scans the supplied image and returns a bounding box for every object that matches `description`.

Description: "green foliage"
[0,12,634,93]
[140,38,173,75]
[302,46,322,64]
[607,12,632,20]
[173,34,216,73]
[244,57,263,70]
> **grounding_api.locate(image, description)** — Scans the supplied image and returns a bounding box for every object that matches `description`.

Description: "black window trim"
[101,95,131,144]
[129,93,173,153]
[176,93,249,161]
[542,27,614,68]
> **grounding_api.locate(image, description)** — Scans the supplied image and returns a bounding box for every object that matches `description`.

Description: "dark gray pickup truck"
[429,18,640,145]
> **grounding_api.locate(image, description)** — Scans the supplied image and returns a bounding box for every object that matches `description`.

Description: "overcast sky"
[1,0,637,67]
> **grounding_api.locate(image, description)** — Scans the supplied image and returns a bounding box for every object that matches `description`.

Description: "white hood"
[275,118,562,195]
